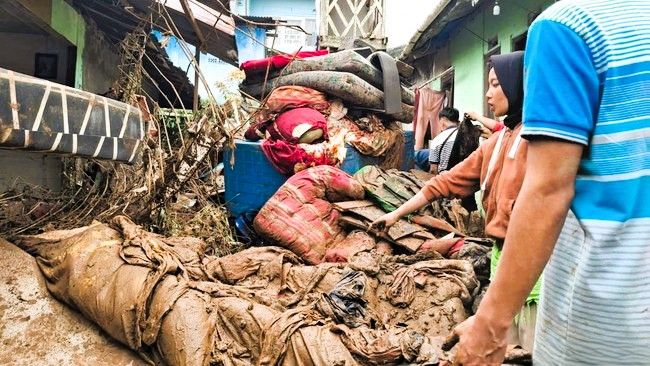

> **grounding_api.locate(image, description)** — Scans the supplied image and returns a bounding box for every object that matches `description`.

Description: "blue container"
[403,129,415,170]
[223,130,415,216]
[340,129,415,173]
[223,140,286,217]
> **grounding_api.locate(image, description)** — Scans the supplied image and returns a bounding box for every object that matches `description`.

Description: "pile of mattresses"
[241,49,415,122]
[240,50,415,176]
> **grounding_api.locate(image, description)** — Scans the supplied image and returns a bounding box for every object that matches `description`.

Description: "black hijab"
[489,51,524,129]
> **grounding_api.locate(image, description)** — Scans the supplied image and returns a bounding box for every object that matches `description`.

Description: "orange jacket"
[421,123,527,240]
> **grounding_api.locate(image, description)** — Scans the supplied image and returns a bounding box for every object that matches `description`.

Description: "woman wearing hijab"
[372,51,539,351]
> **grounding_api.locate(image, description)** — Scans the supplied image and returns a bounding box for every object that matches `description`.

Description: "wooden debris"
[411,215,465,236]
[333,200,376,211]
[396,237,424,253]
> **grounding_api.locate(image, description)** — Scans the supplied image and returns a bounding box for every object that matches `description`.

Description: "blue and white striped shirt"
[521,0,650,364]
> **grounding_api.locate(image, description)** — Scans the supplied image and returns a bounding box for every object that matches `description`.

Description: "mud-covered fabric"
[253,165,365,264]
[15,218,490,366]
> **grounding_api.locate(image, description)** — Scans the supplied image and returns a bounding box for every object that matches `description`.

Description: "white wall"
[385,0,442,48]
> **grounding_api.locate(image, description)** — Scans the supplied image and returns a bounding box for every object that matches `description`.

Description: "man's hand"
[370,212,400,232]
[452,314,509,365]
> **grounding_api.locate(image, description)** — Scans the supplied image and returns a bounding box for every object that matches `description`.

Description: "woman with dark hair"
[372,51,540,351]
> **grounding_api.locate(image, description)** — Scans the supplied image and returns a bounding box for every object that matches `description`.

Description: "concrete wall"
[0,23,72,193]
[0,32,71,85]
[447,0,553,115]
[416,0,553,116]
[49,0,86,89]
[0,151,63,192]
[81,21,120,95]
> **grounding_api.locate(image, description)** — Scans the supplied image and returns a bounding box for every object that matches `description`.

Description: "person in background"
[413,107,460,172]
[451,1,650,364]
[372,51,540,351]
[428,107,460,175]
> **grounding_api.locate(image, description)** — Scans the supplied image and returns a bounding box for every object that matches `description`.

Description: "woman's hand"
[370,212,400,232]
[479,124,493,139]
[465,111,481,120]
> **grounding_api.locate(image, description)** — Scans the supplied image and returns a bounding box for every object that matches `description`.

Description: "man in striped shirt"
[452,1,650,364]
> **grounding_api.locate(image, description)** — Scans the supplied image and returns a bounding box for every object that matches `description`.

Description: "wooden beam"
[179,0,206,50]
[193,48,200,112]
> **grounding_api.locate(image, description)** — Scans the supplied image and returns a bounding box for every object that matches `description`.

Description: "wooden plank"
[338,215,418,253]
[333,200,376,211]
[411,215,465,236]
[347,205,424,241]
[411,231,436,240]
[179,0,206,47]
[338,215,369,231]
[395,237,423,253]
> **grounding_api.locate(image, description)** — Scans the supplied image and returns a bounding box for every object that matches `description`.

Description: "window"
[266,17,317,54]
[512,32,527,51]
[484,44,501,116]
[487,36,499,51]
[440,68,454,108]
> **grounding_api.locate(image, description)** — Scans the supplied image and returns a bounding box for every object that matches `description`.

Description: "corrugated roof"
[399,0,484,62]
[72,0,238,65]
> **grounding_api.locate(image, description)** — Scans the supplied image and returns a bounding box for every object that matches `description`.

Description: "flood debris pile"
[0,99,240,256]
[252,165,492,317]
[240,50,415,175]
[254,165,487,260]
[14,216,514,365]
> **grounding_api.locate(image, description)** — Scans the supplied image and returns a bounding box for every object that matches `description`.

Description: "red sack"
[269,107,327,144]
[266,86,330,114]
[261,139,338,175]
[241,50,329,77]
[246,107,327,143]
[253,166,365,264]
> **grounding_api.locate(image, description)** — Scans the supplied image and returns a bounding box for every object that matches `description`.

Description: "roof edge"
[398,0,453,62]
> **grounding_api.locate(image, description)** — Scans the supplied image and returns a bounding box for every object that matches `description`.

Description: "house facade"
[0,0,209,191]
[234,0,318,54]
[401,0,555,116]
[0,0,123,191]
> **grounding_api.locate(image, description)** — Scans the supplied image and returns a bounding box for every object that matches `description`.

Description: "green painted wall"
[49,0,86,89]
[446,0,553,115]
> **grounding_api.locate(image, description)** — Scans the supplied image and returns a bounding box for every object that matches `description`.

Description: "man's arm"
[429,163,439,175]
[453,139,583,364]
